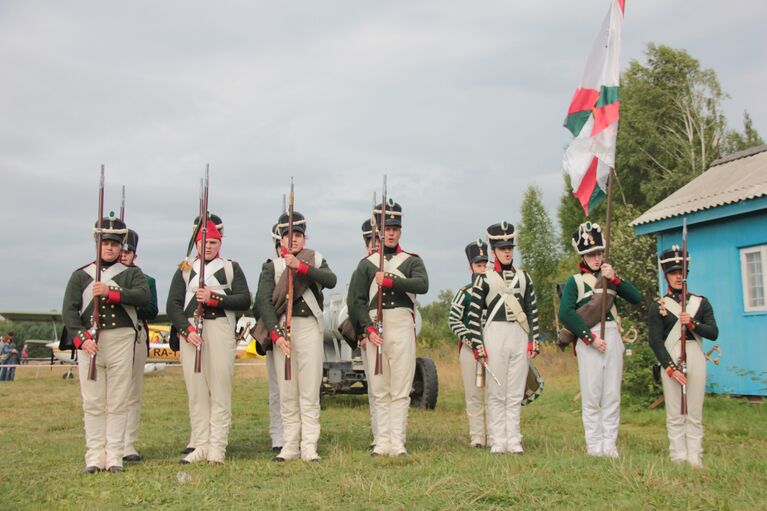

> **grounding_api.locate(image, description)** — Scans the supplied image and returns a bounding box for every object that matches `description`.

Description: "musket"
[284,178,295,380]
[193,166,210,374]
[374,176,387,375]
[679,218,689,415]
[88,165,105,381]
[120,185,125,222]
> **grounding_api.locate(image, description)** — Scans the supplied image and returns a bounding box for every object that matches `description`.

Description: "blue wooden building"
[632,144,767,396]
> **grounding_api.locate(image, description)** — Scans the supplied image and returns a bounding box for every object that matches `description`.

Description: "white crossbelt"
[184,258,236,328]
[81,263,138,329]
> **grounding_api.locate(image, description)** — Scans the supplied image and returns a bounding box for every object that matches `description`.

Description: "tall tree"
[518,185,560,340]
[724,111,765,154]
[617,44,729,211]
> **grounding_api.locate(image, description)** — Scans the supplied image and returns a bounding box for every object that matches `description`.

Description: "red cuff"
[367,325,377,335]
[581,332,594,345]
[106,290,121,304]
[666,367,675,376]
[610,276,622,286]
[382,277,394,288]
[184,325,197,338]
[206,292,222,307]
[296,262,310,276]
[527,342,534,352]
[269,330,280,343]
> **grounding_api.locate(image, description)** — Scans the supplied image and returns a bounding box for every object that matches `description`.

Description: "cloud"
[0,0,764,311]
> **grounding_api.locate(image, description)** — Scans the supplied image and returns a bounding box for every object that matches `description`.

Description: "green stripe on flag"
[564,110,592,137]
[595,86,619,108]
[587,185,606,214]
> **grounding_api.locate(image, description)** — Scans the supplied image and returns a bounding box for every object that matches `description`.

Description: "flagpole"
[598,167,616,340]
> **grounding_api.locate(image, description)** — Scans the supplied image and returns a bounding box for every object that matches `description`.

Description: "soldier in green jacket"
[649,246,718,468]
[466,222,539,455]
[255,211,337,462]
[167,215,251,465]
[448,240,489,448]
[347,200,429,457]
[62,215,150,474]
[119,229,159,463]
[346,218,379,449]
[558,222,641,458]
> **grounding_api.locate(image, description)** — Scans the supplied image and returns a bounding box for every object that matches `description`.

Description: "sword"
[481,361,501,387]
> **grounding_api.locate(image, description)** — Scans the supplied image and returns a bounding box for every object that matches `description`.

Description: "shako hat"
[271,223,281,245]
[277,211,306,237]
[123,229,139,252]
[659,245,691,274]
[93,212,128,244]
[571,222,605,255]
[373,198,402,228]
[465,239,489,264]
[361,218,373,242]
[486,221,516,249]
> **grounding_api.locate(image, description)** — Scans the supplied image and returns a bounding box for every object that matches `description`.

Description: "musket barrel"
[284,178,295,381]
[89,165,105,381]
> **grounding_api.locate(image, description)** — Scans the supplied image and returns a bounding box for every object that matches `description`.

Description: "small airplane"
[1,312,263,376]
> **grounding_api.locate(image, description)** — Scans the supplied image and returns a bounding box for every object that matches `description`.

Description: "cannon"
[321,294,438,409]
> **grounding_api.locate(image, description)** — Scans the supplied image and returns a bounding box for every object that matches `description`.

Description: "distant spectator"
[0,334,11,381]
[5,343,19,381]
[21,344,30,365]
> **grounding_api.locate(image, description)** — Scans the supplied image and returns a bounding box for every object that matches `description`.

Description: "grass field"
[1,346,765,510]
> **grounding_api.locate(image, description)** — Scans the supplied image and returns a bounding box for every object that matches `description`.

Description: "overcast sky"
[1,0,764,313]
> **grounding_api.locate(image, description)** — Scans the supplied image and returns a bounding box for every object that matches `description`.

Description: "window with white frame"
[740,244,767,312]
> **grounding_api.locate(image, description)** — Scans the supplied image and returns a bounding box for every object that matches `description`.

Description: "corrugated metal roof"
[631,144,767,226]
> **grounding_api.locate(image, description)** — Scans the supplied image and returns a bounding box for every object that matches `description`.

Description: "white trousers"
[366,308,416,456]
[77,327,135,468]
[273,316,323,460]
[266,349,284,448]
[661,341,706,465]
[459,344,488,446]
[123,327,148,456]
[180,317,236,461]
[484,321,529,453]
[575,321,623,456]
[360,343,379,445]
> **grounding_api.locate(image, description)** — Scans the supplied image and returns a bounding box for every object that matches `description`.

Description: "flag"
[563,0,625,215]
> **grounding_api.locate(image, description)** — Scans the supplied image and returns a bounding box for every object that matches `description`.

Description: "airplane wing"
[1,310,170,324]
[0,311,62,322]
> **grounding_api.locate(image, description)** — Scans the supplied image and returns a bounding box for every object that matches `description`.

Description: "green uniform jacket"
[466,266,540,349]
[138,274,159,321]
[648,291,718,370]
[345,267,368,340]
[558,265,642,344]
[448,284,472,345]
[254,255,337,337]
[166,259,251,338]
[347,246,429,333]
[62,261,151,349]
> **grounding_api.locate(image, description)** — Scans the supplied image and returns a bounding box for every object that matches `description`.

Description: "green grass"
[1,347,765,510]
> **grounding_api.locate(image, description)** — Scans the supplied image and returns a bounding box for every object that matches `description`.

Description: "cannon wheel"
[410,357,438,409]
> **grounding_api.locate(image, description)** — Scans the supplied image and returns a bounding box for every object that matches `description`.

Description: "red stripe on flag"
[567,88,599,115]
[591,101,620,136]
[573,157,598,214]
[618,0,626,14]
